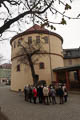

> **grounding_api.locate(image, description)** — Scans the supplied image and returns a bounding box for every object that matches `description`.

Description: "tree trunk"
[28,55,36,85]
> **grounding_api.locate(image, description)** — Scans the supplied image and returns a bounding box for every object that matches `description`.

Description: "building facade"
[53,48,80,90]
[10,24,80,91]
[0,63,11,84]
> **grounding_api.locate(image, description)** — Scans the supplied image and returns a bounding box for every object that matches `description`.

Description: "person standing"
[28,86,33,103]
[58,86,64,104]
[38,86,43,103]
[50,87,57,104]
[64,88,68,102]
[32,87,37,104]
[24,86,27,101]
[48,87,52,103]
[62,84,66,93]
[43,85,49,105]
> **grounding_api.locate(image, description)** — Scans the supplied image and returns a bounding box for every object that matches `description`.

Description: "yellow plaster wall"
[64,58,80,67]
[11,33,64,91]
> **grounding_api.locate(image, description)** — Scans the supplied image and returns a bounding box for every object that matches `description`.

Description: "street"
[0,86,80,120]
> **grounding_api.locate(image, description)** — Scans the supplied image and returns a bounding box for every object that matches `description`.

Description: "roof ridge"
[25,24,49,32]
[10,24,63,45]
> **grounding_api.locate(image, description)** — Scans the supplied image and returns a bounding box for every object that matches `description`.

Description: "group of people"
[24,84,68,105]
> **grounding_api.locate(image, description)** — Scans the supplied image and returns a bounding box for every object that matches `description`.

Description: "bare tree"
[17,39,46,85]
[0,0,80,38]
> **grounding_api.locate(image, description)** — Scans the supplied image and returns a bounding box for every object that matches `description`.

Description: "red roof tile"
[26,24,49,32]
[10,24,63,44]
[0,63,11,69]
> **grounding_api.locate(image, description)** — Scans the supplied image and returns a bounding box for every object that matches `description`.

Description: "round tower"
[10,24,64,91]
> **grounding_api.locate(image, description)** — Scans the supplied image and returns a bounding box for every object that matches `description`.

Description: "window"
[17,65,20,71]
[36,36,40,43]
[17,40,20,47]
[28,37,32,44]
[43,36,48,43]
[14,41,16,48]
[74,72,78,80]
[69,59,72,65]
[39,62,45,69]
[17,38,22,46]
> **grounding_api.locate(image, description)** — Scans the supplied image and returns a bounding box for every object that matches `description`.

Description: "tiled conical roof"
[26,24,49,32]
[10,24,63,44]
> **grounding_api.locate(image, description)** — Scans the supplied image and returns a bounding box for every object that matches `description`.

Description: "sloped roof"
[53,65,80,72]
[26,24,49,32]
[0,63,11,69]
[63,47,80,59]
[10,24,63,44]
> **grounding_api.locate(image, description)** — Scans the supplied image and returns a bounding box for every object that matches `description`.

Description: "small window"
[17,38,22,47]
[36,36,40,43]
[28,37,32,44]
[69,59,72,65]
[39,62,44,69]
[43,36,48,43]
[14,41,16,48]
[17,65,20,71]
[17,40,20,47]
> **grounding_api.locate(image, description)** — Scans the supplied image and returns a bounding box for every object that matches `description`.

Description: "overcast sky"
[55,0,80,49]
[0,0,80,63]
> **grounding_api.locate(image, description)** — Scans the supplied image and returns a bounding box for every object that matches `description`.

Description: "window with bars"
[39,62,45,69]
[17,39,21,46]
[43,36,48,43]
[36,36,40,43]
[28,36,32,44]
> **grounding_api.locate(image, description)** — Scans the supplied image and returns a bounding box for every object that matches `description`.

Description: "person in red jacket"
[32,87,37,104]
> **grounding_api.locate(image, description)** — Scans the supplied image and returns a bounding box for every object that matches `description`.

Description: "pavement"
[0,85,80,120]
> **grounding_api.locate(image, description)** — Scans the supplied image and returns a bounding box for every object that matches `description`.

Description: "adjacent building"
[53,48,80,90]
[0,63,11,84]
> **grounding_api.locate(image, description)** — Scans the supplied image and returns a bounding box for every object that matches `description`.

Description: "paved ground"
[0,86,80,120]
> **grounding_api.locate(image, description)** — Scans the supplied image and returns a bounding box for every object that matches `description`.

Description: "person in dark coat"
[24,85,29,101]
[24,86,27,101]
[38,86,43,103]
[28,86,33,103]
[58,86,64,104]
